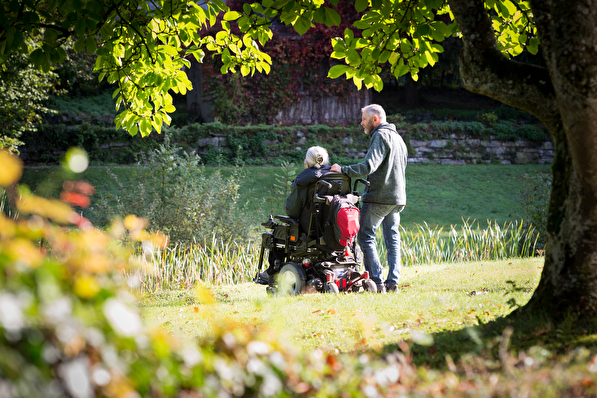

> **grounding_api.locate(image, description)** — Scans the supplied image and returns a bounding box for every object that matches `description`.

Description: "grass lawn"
[22,162,551,230]
[137,257,565,362]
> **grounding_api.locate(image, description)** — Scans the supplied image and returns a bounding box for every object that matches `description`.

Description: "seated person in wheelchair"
[285,145,331,230]
[257,146,331,284]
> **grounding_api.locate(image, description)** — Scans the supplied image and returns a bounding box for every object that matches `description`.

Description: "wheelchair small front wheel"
[324,282,339,294]
[362,279,378,293]
[266,286,277,296]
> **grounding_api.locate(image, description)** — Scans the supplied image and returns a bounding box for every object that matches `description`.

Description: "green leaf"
[140,119,152,136]
[379,50,391,63]
[223,11,241,21]
[430,27,445,42]
[49,46,67,63]
[74,36,86,52]
[294,14,311,35]
[388,52,399,65]
[331,50,346,59]
[344,28,354,44]
[29,48,45,68]
[519,34,528,45]
[495,2,510,18]
[86,37,97,53]
[373,75,383,91]
[314,7,326,24]
[503,0,517,17]
[127,124,139,137]
[215,31,228,45]
[400,40,412,53]
[324,8,340,27]
[393,62,409,77]
[152,114,163,134]
[355,0,368,12]
[346,48,361,66]
[424,0,444,9]
[528,37,540,55]
[328,64,351,78]
[424,51,435,66]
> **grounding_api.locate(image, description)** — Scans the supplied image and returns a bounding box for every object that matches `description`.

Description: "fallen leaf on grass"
[401,284,411,288]
[193,307,199,312]
[328,309,336,314]
[312,309,322,314]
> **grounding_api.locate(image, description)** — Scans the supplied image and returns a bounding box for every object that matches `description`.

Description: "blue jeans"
[358,203,404,288]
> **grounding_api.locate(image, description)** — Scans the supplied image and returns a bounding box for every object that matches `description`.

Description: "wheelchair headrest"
[315,172,351,195]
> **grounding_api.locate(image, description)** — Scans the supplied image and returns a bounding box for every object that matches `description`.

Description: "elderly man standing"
[331,104,407,293]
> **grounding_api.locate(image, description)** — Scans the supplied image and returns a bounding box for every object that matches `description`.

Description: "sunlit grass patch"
[139,257,544,353]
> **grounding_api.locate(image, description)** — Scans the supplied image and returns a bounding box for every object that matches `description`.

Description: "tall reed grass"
[398,219,539,266]
[132,236,261,293]
[134,219,540,291]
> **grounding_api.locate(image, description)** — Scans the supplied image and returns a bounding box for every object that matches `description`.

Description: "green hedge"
[20,114,549,165]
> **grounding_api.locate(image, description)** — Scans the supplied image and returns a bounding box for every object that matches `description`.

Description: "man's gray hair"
[362,104,387,123]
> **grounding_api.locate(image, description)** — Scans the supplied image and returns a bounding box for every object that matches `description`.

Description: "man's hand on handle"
[330,164,342,173]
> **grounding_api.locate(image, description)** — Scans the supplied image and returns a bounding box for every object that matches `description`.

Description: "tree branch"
[447,0,560,133]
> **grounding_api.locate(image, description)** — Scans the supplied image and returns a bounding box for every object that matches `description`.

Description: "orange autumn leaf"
[60,191,91,208]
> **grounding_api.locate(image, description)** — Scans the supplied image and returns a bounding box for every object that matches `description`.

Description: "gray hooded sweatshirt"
[341,123,407,205]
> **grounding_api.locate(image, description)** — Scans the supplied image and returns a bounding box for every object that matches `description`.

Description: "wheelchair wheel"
[324,282,339,294]
[277,262,305,295]
[363,279,377,293]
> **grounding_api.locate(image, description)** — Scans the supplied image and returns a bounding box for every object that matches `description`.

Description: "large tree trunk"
[448,0,597,318]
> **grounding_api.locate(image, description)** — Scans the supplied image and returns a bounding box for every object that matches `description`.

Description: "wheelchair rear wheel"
[277,262,305,295]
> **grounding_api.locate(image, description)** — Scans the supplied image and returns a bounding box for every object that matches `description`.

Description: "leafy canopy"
[0,0,537,137]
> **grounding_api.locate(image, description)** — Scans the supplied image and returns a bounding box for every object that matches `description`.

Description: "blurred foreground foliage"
[1,149,597,397]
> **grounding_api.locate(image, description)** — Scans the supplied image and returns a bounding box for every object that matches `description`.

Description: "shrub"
[518,124,548,142]
[489,120,519,140]
[89,139,254,246]
[430,120,485,136]
[477,111,498,126]
[494,104,537,121]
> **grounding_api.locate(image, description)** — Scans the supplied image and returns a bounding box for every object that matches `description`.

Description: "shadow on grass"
[381,308,597,370]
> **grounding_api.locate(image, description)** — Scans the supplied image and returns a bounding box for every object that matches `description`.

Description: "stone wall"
[404,131,554,164]
[190,128,554,165]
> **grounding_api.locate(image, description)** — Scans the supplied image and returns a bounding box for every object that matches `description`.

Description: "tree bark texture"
[449,0,597,317]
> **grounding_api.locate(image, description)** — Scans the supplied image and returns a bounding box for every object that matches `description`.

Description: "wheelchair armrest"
[273,215,299,225]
